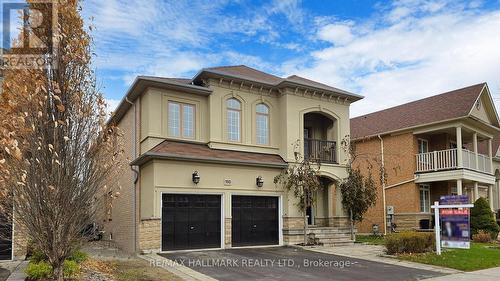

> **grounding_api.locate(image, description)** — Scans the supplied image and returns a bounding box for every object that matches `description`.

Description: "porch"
[415,180,496,230]
[415,126,494,175]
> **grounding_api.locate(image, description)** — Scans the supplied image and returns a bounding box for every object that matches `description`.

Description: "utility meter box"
[387,206,395,215]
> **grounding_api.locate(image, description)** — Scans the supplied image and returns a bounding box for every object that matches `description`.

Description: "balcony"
[304,138,337,164]
[415,148,492,174]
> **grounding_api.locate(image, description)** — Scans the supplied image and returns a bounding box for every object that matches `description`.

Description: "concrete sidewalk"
[423,267,500,281]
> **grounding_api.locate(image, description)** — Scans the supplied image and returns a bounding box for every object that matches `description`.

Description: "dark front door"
[162,194,221,251]
[232,196,279,247]
[0,214,12,260]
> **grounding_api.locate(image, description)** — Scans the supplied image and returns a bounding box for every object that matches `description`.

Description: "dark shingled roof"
[350,83,487,139]
[131,140,287,167]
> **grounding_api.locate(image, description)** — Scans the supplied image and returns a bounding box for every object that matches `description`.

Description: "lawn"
[107,259,183,281]
[398,243,500,271]
[83,258,183,281]
[355,235,386,245]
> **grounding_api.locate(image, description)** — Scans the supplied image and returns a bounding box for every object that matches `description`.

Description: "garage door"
[232,196,279,247]
[0,214,12,260]
[162,194,221,251]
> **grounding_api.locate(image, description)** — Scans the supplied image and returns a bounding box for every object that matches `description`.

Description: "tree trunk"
[304,195,308,245]
[349,209,354,241]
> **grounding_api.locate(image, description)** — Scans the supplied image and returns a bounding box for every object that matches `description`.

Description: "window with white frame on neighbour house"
[418,139,428,154]
[420,185,430,213]
[227,98,241,142]
[168,101,195,139]
[256,103,269,145]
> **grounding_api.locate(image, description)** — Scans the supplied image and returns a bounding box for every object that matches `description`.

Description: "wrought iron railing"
[304,138,337,164]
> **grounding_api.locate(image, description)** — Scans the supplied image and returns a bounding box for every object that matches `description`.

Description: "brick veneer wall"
[354,132,419,233]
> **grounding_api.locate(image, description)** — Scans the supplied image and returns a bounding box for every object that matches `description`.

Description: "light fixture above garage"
[256,176,264,188]
[192,171,200,184]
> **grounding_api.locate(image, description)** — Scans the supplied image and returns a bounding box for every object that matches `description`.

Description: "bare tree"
[274,140,322,245]
[0,1,122,279]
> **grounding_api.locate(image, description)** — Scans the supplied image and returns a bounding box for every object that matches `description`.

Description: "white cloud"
[317,23,354,45]
[283,1,500,117]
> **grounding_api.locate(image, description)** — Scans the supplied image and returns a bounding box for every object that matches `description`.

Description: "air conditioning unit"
[387,206,395,215]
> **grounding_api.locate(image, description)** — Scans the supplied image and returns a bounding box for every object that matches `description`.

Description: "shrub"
[25,261,53,279]
[63,260,80,278]
[471,197,500,240]
[68,250,88,264]
[472,230,492,243]
[385,231,435,255]
[29,249,48,263]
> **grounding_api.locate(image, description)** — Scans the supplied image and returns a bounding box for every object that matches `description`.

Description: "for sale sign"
[439,195,471,249]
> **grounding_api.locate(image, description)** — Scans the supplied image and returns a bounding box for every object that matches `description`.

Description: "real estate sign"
[439,195,471,249]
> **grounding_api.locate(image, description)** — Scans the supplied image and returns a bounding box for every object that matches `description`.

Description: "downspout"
[126,97,139,253]
[378,135,387,235]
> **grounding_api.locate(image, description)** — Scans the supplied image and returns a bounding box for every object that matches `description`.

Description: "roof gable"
[351,83,488,139]
[468,85,500,127]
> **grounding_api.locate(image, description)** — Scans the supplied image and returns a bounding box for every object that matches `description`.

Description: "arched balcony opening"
[303,112,338,164]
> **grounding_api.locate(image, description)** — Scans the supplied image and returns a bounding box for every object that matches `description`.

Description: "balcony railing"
[304,138,337,164]
[415,148,491,174]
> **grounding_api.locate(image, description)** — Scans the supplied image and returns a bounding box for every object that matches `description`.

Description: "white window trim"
[418,138,429,154]
[227,98,242,142]
[168,101,196,139]
[419,184,431,213]
[256,103,270,145]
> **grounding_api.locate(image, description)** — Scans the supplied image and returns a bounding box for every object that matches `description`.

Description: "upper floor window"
[227,98,241,142]
[256,103,269,145]
[168,101,195,139]
[418,138,428,154]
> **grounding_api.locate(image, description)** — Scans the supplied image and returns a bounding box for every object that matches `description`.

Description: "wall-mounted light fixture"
[192,171,200,184]
[256,176,264,188]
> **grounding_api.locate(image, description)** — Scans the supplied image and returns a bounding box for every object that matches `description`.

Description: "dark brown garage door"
[0,214,12,260]
[232,196,279,247]
[162,194,221,251]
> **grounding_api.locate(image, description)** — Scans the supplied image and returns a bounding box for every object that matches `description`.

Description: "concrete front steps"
[284,226,355,247]
[308,226,355,247]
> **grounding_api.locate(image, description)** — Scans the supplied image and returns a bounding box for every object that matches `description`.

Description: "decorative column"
[457,179,463,196]
[327,183,335,221]
[456,126,463,168]
[473,132,478,170]
[488,138,493,174]
[473,182,479,202]
[489,185,495,211]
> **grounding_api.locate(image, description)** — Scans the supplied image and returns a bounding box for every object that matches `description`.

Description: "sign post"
[431,195,474,255]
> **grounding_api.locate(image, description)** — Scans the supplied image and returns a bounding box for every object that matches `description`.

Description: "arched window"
[227,98,241,142]
[256,103,269,145]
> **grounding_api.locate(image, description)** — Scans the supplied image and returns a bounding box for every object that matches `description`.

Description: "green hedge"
[385,231,435,255]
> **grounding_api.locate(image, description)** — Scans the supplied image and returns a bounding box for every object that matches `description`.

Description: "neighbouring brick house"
[351,83,500,234]
[105,65,363,253]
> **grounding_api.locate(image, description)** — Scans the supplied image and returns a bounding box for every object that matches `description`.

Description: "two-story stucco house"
[105,65,363,253]
[351,83,500,234]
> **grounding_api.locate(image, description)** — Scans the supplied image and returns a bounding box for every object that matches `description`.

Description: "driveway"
[0,267,9,281]
[161,246,443,281]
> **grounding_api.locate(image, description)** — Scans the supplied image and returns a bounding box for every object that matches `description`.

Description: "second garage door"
[232,196,279,247]
[162,194,221,251]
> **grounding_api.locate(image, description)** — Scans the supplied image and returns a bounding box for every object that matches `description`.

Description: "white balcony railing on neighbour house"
[415,149,492,174]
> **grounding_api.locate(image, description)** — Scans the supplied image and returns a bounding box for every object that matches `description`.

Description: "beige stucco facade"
[105,67,360,253]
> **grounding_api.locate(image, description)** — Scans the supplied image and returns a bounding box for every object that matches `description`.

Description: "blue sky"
[80,0,500,116]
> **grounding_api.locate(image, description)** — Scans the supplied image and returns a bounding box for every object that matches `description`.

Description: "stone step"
[312,233,352,239]
[316,237,354,243]
[322,240,355,247]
